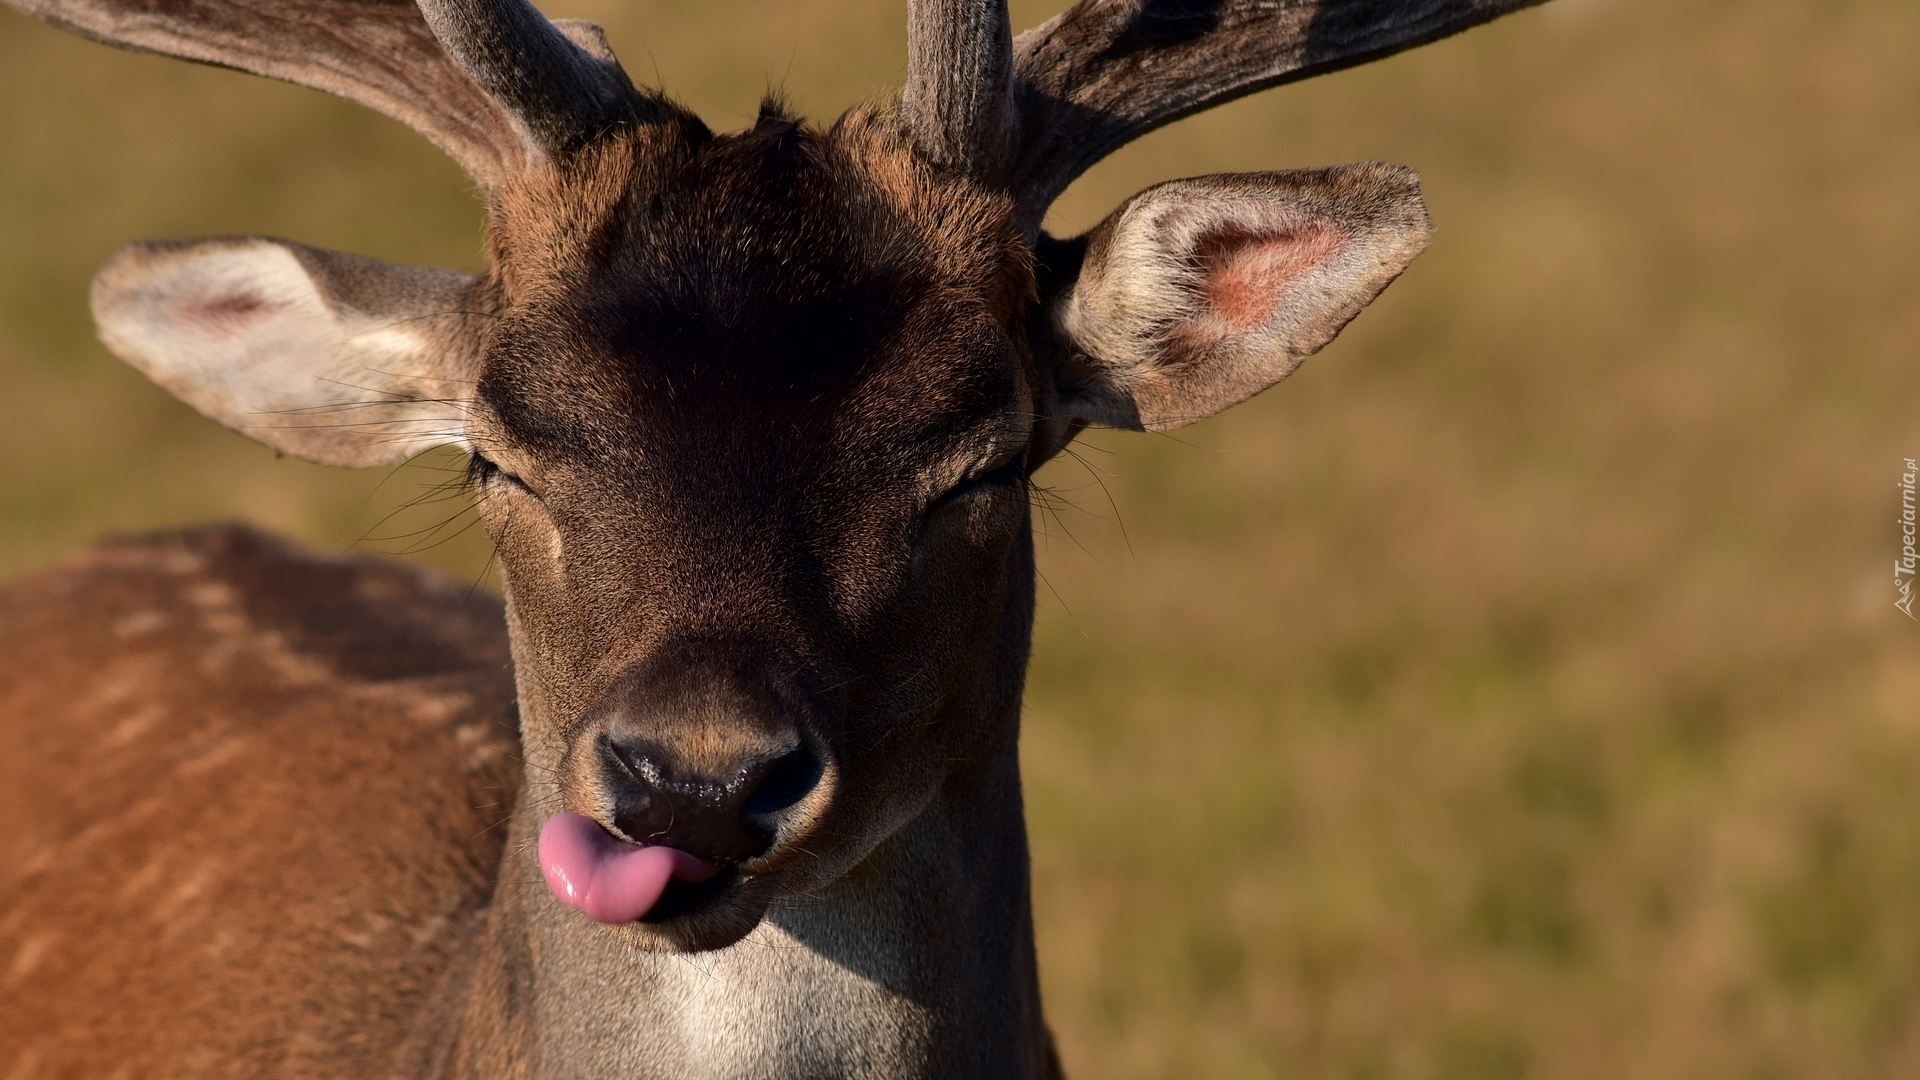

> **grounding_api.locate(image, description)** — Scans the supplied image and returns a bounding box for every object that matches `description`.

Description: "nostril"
[742,744,822,818]
[607,739,660,787]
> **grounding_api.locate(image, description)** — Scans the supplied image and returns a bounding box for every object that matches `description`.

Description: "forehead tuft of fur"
[486,103,1022,311]
[471,103,1033,469]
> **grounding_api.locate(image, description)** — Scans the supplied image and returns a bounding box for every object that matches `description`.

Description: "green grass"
[4,0,1918,1076]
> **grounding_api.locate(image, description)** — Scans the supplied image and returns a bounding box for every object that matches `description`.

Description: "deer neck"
[443,684,1048,1080]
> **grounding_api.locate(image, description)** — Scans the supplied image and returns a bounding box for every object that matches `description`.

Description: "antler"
[2,0,644,187]
[413,0,646,160]
[902,0,1015,179]
[1007,0,1550,225]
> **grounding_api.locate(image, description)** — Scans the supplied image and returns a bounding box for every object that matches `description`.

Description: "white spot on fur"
[185,581,239,611]
[87,546,204,576]
[8,934,52,982]
[258,636,328,686]
[410,913,450,946]
[199,638,243,675]
[16,847,54,880]
[79,655,164,717]
[176,735,249,776]
[105,702,168,748]
[4,1046,40,1080]
[150,860,220,925]
[119,856,168,902]
[110,609,169,638]
[340,913,394,950]
[199,611,247,637]
[408,694,462,726]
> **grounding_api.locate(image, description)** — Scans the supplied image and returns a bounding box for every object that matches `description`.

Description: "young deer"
[0,0,1545,1075]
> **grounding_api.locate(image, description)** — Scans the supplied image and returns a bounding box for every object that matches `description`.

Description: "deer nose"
[604,736,823,864]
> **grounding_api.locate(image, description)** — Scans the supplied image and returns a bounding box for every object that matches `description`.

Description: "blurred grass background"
[2,0,1917,1076]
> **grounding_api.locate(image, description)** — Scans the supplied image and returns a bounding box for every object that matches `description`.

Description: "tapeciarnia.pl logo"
[1899,458,1917,620]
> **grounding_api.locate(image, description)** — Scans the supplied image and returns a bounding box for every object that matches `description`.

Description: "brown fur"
[0,526,517,1077]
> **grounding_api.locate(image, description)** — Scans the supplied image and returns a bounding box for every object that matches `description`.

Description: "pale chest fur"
[535,917,938,1080]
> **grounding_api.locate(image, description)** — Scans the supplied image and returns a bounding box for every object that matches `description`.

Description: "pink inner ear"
[182,293,275,335]
[1194,224,1343,333]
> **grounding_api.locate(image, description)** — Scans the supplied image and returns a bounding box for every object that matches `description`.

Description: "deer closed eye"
[927,456,1027,517]
[467,452,537,497]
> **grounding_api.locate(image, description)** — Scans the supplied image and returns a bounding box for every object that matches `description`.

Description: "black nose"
[605,736,823,863]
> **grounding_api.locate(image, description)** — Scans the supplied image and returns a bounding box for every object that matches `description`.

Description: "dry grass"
[3,0,1917,1076]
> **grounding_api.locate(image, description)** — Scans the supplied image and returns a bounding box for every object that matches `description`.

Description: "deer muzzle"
[548,637,832,924]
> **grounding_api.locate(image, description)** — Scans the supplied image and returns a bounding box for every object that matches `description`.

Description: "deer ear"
[1042,164,1432,431]
[91,238,488,468]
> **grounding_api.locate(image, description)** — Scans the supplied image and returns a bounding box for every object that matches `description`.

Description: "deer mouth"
[637,865,741,923]
[539,812,726,924]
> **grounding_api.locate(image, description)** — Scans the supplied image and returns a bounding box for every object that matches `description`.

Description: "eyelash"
[929,456,1027,514]
[466,452,530,494]
[465,453,498,487]
[467,453,1027,507]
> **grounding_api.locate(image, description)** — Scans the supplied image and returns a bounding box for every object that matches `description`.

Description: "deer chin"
[537,812,783,951]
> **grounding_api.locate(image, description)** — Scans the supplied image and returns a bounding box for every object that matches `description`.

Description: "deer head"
[19,0,1543,952]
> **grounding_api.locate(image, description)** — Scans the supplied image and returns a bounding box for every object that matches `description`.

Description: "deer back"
[0,526,517,1076]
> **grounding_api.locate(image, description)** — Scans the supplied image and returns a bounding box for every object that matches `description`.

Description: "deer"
[0,0,1547,1075]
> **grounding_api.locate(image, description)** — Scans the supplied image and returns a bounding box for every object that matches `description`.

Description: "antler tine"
[1008,0,1551,228]
[1,0,525,184]
[1,0,659,186]
[414,0,649,162]
[903,0,1015,180]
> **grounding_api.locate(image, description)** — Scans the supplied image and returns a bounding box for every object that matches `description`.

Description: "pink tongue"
[538,813,719,924]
